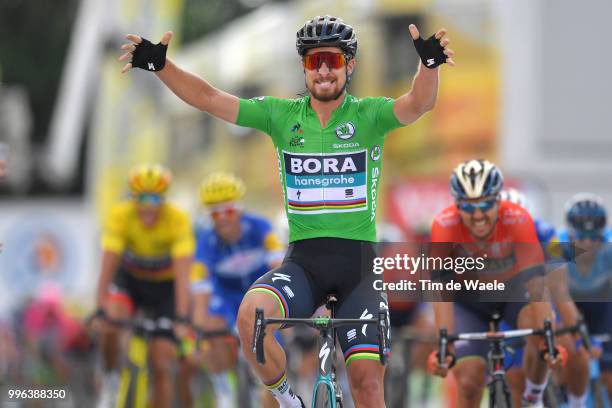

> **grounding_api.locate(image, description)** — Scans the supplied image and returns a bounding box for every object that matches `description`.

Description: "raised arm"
[393,25,455,125]
[119,31,240,123]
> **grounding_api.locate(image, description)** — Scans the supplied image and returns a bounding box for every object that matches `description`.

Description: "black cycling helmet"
[296,15,357,58]
[565,193,607,233]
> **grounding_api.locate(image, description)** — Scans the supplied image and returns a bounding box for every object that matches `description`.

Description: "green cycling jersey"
[237,93,404,243]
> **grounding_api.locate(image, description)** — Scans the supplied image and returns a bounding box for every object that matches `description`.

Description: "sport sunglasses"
[210,204,240,221]
[303,52,347,71]
[135,193,163,207]
[571,230,605,241]
[457,198,498,214]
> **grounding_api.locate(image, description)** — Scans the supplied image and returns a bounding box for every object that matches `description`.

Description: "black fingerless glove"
[413,34,447,69]
[131,38,168,72]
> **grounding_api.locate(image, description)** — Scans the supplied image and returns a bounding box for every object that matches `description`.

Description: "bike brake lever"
[253,308,266,364]
[439,328,448,369]
[577,318,592,352]
[542,320,558,360]
[378,310,388,365]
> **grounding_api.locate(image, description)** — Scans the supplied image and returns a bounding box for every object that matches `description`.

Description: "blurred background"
[0,0,610,405]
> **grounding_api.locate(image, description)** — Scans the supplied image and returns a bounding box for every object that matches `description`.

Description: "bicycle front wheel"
[490,378,511,408]
[313,383,334,408]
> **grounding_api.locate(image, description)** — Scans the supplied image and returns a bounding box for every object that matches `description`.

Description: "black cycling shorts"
[246,238,390,367]
[108,268,175,339]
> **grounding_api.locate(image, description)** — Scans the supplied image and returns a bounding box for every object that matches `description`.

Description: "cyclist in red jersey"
[429,160,559,408]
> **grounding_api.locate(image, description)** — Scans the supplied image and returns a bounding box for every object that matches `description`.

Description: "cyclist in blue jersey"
[191,172,284,407]
[548,193,612,406]
[499,189,556,245]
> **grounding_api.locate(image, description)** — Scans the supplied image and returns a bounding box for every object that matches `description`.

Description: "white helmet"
[450,159,504,200]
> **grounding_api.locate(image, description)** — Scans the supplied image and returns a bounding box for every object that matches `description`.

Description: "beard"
[306,77,346,102]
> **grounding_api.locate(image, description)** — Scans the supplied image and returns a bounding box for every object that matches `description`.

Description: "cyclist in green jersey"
[120,15,454,407]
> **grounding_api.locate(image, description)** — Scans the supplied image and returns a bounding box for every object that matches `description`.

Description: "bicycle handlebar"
[437,318,564,367]
[252,307,388,365]
[103,316,174,333]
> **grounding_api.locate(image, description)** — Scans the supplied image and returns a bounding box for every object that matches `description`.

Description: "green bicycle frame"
[311,318,341,408]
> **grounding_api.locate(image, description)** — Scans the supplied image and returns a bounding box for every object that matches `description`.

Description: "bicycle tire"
[384,356,409,408]
[592,378,611,408]
[235,359,254,408]
[490,378,511,408]
[313,383,334,408]
[543,379,565,408]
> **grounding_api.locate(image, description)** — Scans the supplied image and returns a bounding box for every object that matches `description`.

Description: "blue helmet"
[565,193,607,233]
[450,159,504,200]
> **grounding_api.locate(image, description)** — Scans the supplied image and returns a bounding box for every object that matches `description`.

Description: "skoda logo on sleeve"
[335,122,356,140]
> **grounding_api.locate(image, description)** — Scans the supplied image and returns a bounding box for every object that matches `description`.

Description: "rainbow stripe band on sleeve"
[265,371,287,389]
[344,344,390,367]
[247,284,289,318]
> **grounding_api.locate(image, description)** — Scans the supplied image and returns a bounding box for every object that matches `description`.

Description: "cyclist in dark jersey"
[119,15,455,407]
[429,160,560,408]
[551,194,612,406]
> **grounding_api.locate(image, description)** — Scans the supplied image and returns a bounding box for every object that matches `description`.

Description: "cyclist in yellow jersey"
[93,164,194,408]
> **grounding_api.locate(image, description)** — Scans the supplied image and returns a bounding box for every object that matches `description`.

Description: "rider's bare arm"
[547,264,580,326]
[157,60,240,123]
[393,25,455,125]
[95,250,122,309]
[173,256,192,319]
[525,272,555,332]
[432,302,455,334]
[120,32,240,123]
[192,292,210,328]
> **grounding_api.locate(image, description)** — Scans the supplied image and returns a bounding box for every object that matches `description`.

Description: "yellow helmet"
[128,163,172,195]
[200,172,245,205]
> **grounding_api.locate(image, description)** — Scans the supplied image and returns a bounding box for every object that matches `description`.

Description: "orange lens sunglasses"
[303,52,347,71]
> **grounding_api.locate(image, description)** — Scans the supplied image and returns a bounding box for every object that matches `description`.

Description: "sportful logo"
[347,329,357,342]
[335,122,356,140]
[427,58,435,67]
[291,123,303,134]
[282,286,295,298]
[319,342,331,373]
